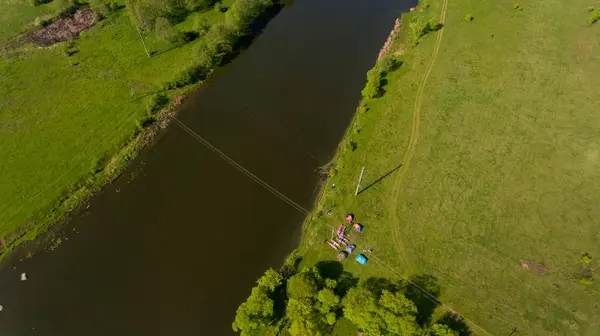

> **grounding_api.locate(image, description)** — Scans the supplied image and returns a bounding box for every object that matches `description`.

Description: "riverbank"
[238,0,600,334]
[0,0,276,256]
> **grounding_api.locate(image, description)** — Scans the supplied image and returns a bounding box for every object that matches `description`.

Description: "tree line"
[164,0,273,88]
[232,259,470,336]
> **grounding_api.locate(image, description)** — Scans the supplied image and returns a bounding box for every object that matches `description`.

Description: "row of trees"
[166,0,273,88]
[125,0,214,29]
[232,260,469,336]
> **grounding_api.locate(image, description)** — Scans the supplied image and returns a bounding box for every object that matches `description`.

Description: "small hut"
[337,251,348,261]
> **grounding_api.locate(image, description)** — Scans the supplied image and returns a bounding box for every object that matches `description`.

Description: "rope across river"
[173,118,309,215]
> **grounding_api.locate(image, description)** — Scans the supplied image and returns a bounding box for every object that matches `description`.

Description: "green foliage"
[343,283,419,335]
[409,16,439,46]
[513,3,520,10]
[579,277,594,285]
[426,324,460,336]
[155,17,178,44]
[464,13,474,22]
[579,253,592,264]
[30,0,41,7]
[587,6,595,12]
[147,93,169,113]
[204,23,237,60]
[361,67,383,98]
[232,268,284,334]
[168,62,208,88]
[226,0,273,34]
[590,10,600,24]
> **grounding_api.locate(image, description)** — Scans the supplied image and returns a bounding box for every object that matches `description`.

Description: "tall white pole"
[136,25,151,59]
[355,166,365,196]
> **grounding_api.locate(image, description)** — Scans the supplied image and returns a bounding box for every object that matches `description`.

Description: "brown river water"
[0,0,415,334]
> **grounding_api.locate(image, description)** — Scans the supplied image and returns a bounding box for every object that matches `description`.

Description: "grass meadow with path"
[235,0,600,335]
[0,0,273,253]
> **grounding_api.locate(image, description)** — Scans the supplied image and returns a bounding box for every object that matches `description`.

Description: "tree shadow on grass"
[404,274,441,326]
[316,260,344,279]
[335,272,359,297]
[437,311,472,336]
[364,277,400,296]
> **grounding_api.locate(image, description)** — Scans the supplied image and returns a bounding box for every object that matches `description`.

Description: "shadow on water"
[357,164,403,195]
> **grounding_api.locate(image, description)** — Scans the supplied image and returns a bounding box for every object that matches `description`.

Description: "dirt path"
[387,0,450,272]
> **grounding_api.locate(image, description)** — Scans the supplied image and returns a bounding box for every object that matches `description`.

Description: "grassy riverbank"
[237,0,600,334]
[0,0,273,254]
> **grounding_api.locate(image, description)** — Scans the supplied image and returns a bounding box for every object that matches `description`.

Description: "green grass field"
[298,0,600,334]
[0,0,235,250]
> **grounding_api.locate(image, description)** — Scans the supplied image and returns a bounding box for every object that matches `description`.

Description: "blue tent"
[345,244,356,254]
[355,254,368,265]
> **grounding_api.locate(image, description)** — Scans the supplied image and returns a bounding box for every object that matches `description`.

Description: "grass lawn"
[298,0,600,334]
[0,1,234,249]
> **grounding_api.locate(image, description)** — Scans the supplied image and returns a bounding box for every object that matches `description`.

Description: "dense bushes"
[147,93,169,113]
[233,262,467,335]
[361,55,398,99]
[409,16,441,46]
[165,0,273,89]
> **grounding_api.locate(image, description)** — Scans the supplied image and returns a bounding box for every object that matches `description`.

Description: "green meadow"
[0,0,267,252]
[237,0,600,335]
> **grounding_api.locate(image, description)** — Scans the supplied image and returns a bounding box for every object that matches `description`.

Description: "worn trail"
[387,0,450,272]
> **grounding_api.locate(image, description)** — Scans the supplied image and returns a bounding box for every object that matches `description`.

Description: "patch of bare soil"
[30,9,94,46]
[520,259,550,274]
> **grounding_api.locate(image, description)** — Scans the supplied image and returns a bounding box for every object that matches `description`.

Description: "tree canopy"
[233,261,467,336]
[232,268,283,335]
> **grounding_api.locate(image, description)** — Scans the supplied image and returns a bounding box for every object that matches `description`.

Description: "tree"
[226,0,273,34]
[232,269,283,335]
[343,283,420,336]
[285,269,340,336]
[426,324,460,336]
[361,67,383,98]
[155,16,178,44]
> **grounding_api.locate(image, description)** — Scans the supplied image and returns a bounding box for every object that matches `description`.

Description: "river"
[0,0,414,334]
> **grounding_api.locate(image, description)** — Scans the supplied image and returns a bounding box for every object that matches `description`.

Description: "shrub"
[409,16,439,46]
[168,63,208,88]
[590,10,600,25]
[587,6,595,12]
[579,254,592,264]
[34,16,53,27]
[147,93,169,113]
[464,13,474,22]
[580,277,593,285]
[204,23,237,63]
[30,0,41,6]
[513,3,520,10]
[361,67,383,98]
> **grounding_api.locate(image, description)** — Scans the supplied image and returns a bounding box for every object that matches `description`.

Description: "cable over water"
[173,118,309,215]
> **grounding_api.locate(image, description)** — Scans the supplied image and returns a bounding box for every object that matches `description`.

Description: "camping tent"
[355,254,368,265]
